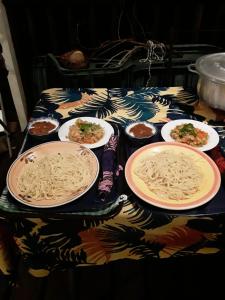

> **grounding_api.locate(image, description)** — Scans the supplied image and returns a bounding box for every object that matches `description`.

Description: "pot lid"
[196,52,225,84]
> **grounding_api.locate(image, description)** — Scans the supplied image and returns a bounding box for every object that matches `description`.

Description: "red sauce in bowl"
[129,124,153,138]
[29,121,56,135]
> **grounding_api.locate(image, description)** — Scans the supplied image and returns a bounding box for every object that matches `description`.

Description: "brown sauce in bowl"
[129,124,153,138]
[29,121,56,135]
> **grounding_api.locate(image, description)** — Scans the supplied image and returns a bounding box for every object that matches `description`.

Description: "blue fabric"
[4,122,224,217]
[1,87,225,217]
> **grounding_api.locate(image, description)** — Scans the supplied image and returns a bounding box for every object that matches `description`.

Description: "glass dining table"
[1,86,225,278]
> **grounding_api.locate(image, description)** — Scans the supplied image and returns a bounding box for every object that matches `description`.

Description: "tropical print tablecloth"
[1,86,225,277]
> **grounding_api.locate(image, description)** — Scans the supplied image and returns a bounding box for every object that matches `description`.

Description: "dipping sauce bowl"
[125,121,157,144]
[28,117,60,138]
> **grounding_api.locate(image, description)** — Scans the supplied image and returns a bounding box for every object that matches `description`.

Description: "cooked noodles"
[17,151,96,202]
[134,150,202,200]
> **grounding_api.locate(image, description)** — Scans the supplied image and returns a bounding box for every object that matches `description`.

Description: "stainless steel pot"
[188,52,225,111]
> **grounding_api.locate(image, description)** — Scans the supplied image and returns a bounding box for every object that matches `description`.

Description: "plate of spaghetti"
[161,119,219,151]
[125,142,221,210]
[58,117,114,149]
[7,141,99,208]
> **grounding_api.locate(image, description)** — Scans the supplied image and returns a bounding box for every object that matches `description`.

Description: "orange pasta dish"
[68,119,104,144]
[170,123,208,147]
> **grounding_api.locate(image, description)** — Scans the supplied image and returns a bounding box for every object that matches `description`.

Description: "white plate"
[161,119,219,151]
[58,117,114,149]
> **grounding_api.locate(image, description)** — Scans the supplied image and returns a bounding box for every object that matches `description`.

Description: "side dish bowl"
[125,121,157,144]
[161,119,219,152]
[58,117,114,149]
[28,117,60,138]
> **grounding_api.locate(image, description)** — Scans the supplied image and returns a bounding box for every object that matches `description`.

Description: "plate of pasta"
[125,142,221,210]
[58,117,114,149]
[161,119,219,151]
[7,141,99,208]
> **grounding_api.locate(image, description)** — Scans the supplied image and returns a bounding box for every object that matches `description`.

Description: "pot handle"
[187,63,199,75]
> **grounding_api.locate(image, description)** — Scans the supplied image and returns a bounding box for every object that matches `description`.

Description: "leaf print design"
[6,87,225,276]
[196,247,220,254]
[77,228,111,264]
[42,88,97,105]
[10,200,225,274]
[33,86,201,125]
[168,88,199,106]
[141,216,222,258]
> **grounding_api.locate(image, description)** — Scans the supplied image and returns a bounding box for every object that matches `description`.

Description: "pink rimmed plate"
[7,141,99,208]
[125,142,221,210]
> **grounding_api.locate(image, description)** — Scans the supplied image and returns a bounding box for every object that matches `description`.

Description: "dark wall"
[3,0,225,113]
[4,0,225,53]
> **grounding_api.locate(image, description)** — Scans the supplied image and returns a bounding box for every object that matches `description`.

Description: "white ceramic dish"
[28,117,60,137]
[125,121,157,143]
[161,119,219,151]
[58,117,114,149]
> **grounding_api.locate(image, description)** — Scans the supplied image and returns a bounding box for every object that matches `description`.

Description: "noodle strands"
[134,150,202,200]
[17,151,95,202]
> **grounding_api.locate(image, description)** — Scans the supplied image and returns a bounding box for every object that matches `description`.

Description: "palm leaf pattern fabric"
[34,87,196,123]
[1,87,225,277]
[11,199,223,277]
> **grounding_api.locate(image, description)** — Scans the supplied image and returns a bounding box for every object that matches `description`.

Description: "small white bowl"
[28,117,60,138]
[125,121,157,144]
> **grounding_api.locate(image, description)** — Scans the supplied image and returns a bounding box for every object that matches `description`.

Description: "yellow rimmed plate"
[125,142,221,210]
